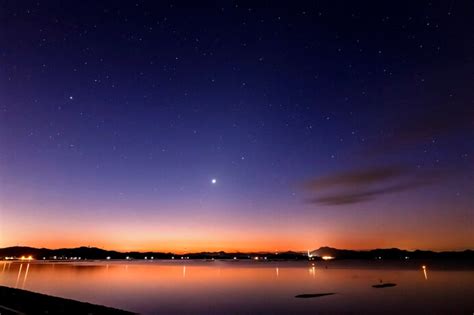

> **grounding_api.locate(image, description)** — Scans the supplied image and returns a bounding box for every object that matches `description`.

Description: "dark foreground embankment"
[0,286,134,314]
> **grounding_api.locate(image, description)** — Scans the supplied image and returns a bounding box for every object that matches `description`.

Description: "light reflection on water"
[0,260,472,314]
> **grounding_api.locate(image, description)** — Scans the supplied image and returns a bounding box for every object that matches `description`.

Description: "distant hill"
[0,246,472,260]
[0,246,173,260]
[310,246,474,260]
[0,246,307,260]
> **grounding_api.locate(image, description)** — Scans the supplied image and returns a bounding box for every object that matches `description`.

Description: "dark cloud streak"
[304,165,439,206]
[302,105,472,206]
[308,180,431,205]
[304,166,406,190]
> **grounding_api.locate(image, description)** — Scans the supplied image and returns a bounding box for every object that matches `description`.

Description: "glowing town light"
[321,256,334,261]
[20,256,33,261]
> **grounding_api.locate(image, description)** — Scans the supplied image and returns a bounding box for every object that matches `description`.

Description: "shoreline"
[0,286,134,314]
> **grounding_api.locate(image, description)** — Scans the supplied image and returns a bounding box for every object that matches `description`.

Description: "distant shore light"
[19,255,33,261]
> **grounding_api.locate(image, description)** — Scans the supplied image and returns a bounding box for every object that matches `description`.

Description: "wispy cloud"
[305,166,406,190]
[304,165,437,206]
[302,104,472,206]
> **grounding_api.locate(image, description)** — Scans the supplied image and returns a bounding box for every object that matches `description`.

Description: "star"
[211,178,217,184]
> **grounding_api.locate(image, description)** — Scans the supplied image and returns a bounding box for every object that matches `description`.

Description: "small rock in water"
[372,283,397,288]
[295,293,335,298]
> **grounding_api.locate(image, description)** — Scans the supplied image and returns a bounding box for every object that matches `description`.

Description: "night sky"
[1,1,473,252]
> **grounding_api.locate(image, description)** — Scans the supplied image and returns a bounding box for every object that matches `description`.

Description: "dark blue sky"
[1,1,473,251]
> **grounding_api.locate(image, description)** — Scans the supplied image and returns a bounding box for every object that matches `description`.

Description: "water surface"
[0,260,472,314]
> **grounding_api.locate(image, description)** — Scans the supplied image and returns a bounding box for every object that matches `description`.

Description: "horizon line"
[2,245,473,254]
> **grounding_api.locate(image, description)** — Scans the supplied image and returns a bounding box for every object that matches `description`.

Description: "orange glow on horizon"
[1,203,473,253]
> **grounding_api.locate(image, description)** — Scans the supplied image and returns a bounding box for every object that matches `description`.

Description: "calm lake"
[1,260,472,314]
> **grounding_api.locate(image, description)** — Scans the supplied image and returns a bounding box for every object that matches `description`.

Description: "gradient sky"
[1,1,473,252]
